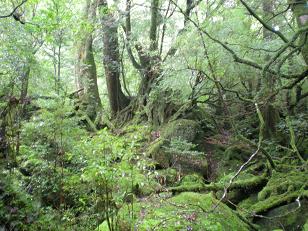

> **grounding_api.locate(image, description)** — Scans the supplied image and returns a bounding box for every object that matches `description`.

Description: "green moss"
[98,192,250,231]
[255,200,308,231]
[147,139,171,168]
[161,119,202,142]
[291,2,308,64]
[224,143,252,161]
[169,171,268,195]
[238,194,258,213]
[146,119,207,175]
[180,173,204,186]
[154,168,178,186]
[257,171,308,202]
[304,219,308,231]
[238,170,308,230]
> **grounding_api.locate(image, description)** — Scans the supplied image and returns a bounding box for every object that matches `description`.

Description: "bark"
[20,66,30,105]
[149,0,160,51]
[185,0,193,25]
[290,0,308,64]
[262,0,280,138]
[135,0,162,101]
[122,0,197,122]
[163,174,268,195]
[76,0,102,121]
[98,0,130,116]
[15,66,31,157]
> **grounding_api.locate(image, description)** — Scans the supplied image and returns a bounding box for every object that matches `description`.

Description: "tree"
[98,0,130,116]
[76,0,102,121]
[121,0,199,123]
[261,0,280,138]
[290,0,308,64]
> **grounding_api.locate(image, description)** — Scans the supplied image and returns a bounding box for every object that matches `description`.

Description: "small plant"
[164,138,203,156]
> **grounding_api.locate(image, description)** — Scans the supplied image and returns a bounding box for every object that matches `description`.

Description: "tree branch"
[122,0,142,70]
[239,0,291,45]
[0,0,28,19]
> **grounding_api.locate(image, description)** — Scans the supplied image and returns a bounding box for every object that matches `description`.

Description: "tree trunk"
[262,0,280,138]
[290,0,308,64]
[136,0,161,104]
[98,0,130,116]
[76,0,102,121]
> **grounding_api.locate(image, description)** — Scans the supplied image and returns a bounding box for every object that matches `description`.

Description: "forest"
[0,0,307,230]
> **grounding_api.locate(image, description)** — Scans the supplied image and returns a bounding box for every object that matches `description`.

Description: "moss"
[147,139,171,168]
[98,192,250,231]
[169,172,268,194]
[147,119,207,175]
[238,170,308,230]
[129,172,162,197]
[224,143,252,161]
[257,171,308,203]
[238,194,258,213]
[154,168,178,186]
[291,2,308,64]
[304,219,308,231]
[161,119,202,142]
[180,173,204,186]
[255,200,308,231]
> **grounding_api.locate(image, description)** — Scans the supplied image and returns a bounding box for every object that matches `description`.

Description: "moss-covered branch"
[167,174,268,194]
[249,190,308,215]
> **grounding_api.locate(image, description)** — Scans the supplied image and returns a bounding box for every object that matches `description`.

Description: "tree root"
[249,190,308,215]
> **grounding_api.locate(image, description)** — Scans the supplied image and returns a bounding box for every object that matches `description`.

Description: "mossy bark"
[99,1,130,116]
[76,0,102,121]
[167,174,268,194]
[290,1,308,64]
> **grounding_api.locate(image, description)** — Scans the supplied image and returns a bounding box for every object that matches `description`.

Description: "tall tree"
[98,0,130,116]
[122,0,198,122]
[262,0,280,138]
[76,0,102,121]
[290,0,308,64]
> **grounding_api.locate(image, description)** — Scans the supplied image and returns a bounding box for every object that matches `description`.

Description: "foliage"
[98,192,250,231]
[1,0,308,230]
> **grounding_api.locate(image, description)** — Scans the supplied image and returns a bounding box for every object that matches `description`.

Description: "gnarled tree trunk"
[76,0,102,121]
[262,0,280,138]
[98,0,130,116]
[290,0,308,64]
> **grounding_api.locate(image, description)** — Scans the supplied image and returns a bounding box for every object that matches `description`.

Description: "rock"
[180,173,204,186]
[154,168,179,186]
[224,143,252,161]
[161,119,202,142]
[147,119,207,176]
[98,192,250,230]
[238,170,308,230]
[255,200,308,231]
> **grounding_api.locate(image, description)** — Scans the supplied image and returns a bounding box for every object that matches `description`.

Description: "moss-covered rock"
[239,170,308,230]
[180,173,204,186]
[160,119,202,142]
[98,192,250,231]
[255,200,308,231]
[147,119,207,176]
[257,171,308,203]
[224,143,253,161]
[154,168,179,186]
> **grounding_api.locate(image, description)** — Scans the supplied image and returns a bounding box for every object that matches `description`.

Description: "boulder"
[255,200,308,231]
[98,192,250,231]
[147,119,207,176]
